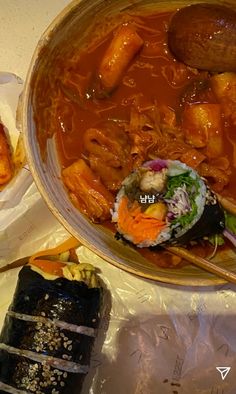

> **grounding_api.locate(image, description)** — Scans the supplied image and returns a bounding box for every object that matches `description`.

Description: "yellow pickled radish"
[144,202,167,220]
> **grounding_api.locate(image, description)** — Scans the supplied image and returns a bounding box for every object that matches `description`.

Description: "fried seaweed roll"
[0,260,103,394]
[112,158,225,247]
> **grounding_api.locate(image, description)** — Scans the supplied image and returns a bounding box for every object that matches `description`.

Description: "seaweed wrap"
[0,259,103,394]
[112,158,225,247]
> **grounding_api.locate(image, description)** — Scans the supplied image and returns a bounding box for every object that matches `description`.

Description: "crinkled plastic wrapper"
[0,73,236,391]
[1,239,236,393]
[0,72,32,210]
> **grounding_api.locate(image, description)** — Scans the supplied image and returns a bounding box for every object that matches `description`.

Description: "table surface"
[0,0,70,79]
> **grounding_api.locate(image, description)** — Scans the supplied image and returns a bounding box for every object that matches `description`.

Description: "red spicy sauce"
[33,9,235,268]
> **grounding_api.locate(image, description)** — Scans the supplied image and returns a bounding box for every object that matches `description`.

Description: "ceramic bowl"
[22,0,236,286]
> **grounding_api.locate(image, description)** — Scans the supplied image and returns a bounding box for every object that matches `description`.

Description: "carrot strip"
[117,196,166,244]
[30,259,66,277]
[29,237,80,265]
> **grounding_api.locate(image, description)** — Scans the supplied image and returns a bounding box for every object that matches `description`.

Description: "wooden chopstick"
[0,256,29,273]
[166,245,236,284]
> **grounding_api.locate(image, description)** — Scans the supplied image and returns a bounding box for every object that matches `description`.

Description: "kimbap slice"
[0,260,103,394]
[112,158,225,247]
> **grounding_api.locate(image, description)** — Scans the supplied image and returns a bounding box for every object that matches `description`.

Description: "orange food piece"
[0,122,13,185]
[98,25,143,91]
[144,202,167,220]
[117,196,166,244]
[211,72,236,125]
[182,103,223,158]
[29,237,80,265]
[62,159,114,222]
[197,162,229,192]
[180,148,206,169]
[30,259,66,277]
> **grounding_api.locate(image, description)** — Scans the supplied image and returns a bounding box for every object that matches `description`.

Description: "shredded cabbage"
[165,171,200,228]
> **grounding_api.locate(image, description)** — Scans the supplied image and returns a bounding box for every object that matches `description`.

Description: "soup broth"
[33,6,236,268]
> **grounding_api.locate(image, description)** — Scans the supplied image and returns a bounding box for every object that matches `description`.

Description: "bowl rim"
[22,0,233,287]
